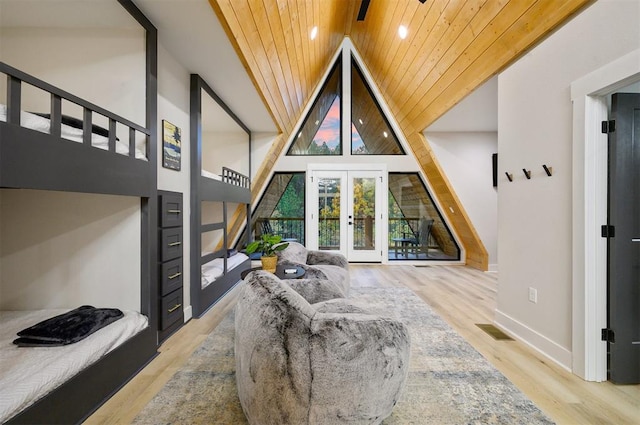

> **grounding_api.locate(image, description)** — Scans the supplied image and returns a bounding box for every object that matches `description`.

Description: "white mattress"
[0,309,148,423]
[201,252,249,288]
[0,104,147,160]
[201,169,222,181]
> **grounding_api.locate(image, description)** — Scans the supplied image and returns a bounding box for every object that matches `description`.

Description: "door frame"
[571,48,640,381]
[307,163,388,262]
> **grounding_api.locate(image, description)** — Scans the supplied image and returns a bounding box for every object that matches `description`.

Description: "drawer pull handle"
[168,241,182,247]
[168,303,182,313]
[168,272,182,279]
[167,209,181,214]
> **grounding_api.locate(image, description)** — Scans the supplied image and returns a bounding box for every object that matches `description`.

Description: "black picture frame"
[163,120,181,171]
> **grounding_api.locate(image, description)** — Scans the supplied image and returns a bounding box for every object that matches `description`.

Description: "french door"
[307,169,384,262]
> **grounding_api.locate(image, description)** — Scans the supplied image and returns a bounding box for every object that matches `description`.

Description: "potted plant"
[245,234,289,273]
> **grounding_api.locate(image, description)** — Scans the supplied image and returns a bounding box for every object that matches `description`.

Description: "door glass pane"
[318,177,340,250]
[352,177,376,251]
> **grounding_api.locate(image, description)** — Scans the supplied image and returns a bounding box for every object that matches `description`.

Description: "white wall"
[157,42,192,320]
[0,27,145,126]
[0,5,257,323]
[0,21,146,312]
[496,0,640,370]
[203,131,249,177]
[156,42,254,320]
[251,132,278,180]
[427,132,498,270]
[0,190,140,311]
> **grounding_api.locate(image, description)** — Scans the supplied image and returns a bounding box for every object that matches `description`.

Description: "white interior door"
[308,168,383,262]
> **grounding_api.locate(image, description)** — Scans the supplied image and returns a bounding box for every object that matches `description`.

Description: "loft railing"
[1,62,150,159]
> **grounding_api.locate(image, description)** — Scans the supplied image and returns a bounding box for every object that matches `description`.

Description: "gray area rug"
[134,287,554,424]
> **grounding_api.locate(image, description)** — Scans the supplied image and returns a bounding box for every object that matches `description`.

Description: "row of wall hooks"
[505,165,553,182]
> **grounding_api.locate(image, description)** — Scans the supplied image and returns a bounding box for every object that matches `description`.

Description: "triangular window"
[286,54,405,156]
[388,173,460,261]
[239,173,305,252]
[351,57,404,155]
[287,59,342,155]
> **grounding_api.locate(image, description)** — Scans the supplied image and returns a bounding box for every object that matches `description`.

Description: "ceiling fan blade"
[357,0,370,21]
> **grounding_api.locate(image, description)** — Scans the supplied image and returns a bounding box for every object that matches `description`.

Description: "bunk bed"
[0,1,158,423]
[190,74,251,318]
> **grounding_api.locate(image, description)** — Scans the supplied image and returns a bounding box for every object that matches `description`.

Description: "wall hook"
[505,172,513,182]
[542,164,553,176]
[522,168,531,179]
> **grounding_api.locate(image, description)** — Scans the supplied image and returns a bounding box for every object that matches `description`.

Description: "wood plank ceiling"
[210,0,593,270]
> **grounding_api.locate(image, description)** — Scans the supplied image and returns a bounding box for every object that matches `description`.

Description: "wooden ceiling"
[210,0,593,270]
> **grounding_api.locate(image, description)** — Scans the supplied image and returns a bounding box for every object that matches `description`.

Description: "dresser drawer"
[160,227,183,262]
[161,289,183,330]
[160,257,183,296]
[159,192,183,228]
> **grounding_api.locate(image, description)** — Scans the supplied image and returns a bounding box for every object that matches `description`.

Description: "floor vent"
[476,324,514,341]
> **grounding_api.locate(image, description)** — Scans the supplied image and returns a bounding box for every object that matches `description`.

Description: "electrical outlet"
[528,287,538,303]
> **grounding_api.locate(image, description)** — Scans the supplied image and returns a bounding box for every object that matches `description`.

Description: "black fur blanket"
[13,305,123,347]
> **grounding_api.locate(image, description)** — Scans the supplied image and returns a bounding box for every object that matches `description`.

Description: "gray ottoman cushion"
[287,278,346,304]
[276,241,308,264]
[277,242,351,297]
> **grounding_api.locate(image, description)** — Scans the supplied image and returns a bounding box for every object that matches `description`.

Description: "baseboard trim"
[183,305,193,323]
[495,309,572,373]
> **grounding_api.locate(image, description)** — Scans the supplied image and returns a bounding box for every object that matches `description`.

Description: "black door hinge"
[601,328,615,343]
[601,225,615,238]
[601,120,616,134]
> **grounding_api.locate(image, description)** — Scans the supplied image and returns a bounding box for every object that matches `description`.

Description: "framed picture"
[162,120,181,171]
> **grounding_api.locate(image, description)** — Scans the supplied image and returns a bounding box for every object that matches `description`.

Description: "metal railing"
[257,216,425,249]
[256,217,304,242]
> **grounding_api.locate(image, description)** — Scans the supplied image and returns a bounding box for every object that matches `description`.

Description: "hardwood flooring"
[85,265,639,424]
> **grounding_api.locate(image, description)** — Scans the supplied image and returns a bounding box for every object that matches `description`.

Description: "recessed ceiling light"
[398,25,408,39]
[310,26,318,40]
[358,118,363,125]
[383,131,388,138]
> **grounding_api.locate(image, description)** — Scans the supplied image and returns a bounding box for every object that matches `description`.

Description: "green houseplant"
[245,234,289,273]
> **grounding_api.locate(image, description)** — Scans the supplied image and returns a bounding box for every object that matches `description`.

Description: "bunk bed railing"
[1,61,150,159]
[222,166,250,189]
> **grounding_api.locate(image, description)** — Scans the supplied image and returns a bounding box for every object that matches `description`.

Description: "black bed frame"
[190,74,252,318]
[2,1,159,423]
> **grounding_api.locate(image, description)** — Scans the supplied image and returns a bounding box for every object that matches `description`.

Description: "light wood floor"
[85,265,639,424]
